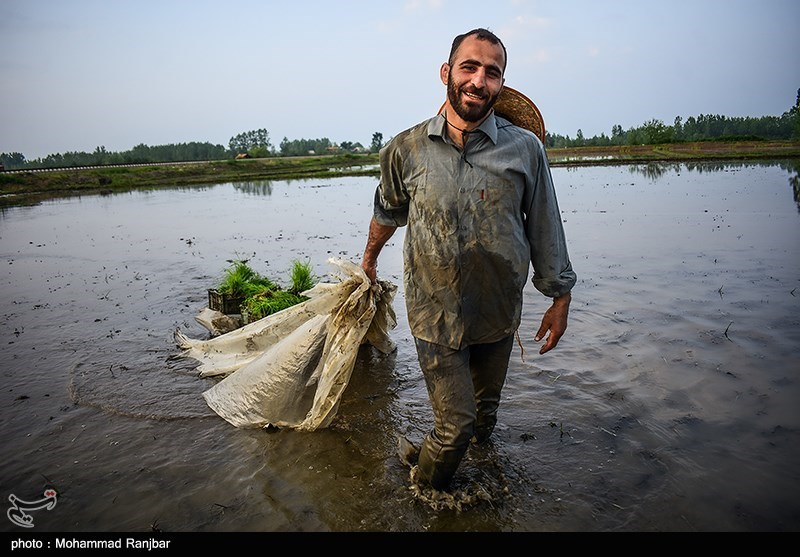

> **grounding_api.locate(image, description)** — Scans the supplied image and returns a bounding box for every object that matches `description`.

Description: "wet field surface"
[1,160,798,532]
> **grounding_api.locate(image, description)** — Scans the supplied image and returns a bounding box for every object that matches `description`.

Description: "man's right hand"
[362,258,378,283]
[361,218,397,284]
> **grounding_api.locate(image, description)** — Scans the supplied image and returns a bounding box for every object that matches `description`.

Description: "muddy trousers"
[414,335,515,490]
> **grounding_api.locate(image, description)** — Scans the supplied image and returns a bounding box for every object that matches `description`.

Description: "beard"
[446,72,500,123]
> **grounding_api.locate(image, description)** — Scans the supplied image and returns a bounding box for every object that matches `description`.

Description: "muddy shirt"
[373,111,577,350]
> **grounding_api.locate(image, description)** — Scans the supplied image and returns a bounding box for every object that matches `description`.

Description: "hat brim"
[438,86,546,143]
[494,86,546,143]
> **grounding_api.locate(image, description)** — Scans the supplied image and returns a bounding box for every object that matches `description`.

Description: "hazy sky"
[2,0,798,159]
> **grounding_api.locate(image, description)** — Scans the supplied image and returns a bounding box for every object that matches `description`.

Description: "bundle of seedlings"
[214,258,317,323]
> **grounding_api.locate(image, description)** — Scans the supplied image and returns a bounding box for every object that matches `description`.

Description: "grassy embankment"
[2,140,799,208]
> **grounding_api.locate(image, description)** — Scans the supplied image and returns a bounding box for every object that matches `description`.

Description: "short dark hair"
[448,28,507,72]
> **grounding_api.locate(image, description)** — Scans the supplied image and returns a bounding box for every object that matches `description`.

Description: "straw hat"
[438,86,546,143]
[494,86,546,142]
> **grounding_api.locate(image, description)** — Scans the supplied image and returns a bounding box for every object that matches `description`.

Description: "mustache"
[461,86,488,99]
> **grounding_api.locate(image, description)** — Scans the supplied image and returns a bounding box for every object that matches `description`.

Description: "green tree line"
[0,142,229,170]
[546,89,800,148]
[1,129,383,171]
[3,93,797,170]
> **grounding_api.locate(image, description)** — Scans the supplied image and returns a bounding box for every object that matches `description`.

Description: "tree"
[249,146,271,158]
[0,152,27,169]
[793,87,800,140]
[640,119,674,144]
[92,145,109,165]
[229,128,273,156]
[279,137,333,157]
[673,116,683,140]
[370,132,383,152]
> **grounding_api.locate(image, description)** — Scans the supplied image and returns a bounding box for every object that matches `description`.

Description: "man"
[361,28,577,491]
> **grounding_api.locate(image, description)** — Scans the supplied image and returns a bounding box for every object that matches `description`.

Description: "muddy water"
[0,161,798,532]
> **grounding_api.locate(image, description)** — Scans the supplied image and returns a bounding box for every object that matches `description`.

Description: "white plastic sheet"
[174,258,397,430]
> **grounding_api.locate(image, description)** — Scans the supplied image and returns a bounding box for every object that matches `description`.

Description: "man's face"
[444,35,505,123]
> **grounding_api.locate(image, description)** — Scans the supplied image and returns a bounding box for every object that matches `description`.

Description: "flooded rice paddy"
[0,160,798,532]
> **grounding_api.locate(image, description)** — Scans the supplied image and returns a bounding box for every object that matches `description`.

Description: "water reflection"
[628,159,798,178]
[627,162,681,180]
[781,159,800,209]
[328,164,380,173]
[232,180,274,196]
[623,159,800,208]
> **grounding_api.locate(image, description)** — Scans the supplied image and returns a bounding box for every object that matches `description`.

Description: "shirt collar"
[428,110,499,145]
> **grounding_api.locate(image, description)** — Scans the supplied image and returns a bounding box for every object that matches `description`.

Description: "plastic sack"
[174,258,397,430]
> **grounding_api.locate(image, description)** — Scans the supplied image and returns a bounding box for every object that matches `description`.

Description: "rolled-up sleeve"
[525,146,577,298]
[372,141,410,227]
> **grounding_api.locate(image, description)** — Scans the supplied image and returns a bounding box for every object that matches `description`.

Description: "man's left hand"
[535,292,571,355]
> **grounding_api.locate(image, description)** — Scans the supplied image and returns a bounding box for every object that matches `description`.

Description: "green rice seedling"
[213,258,318,322]
[288,259,315,295]
[218,260,277,298]
[243,289,305,321]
